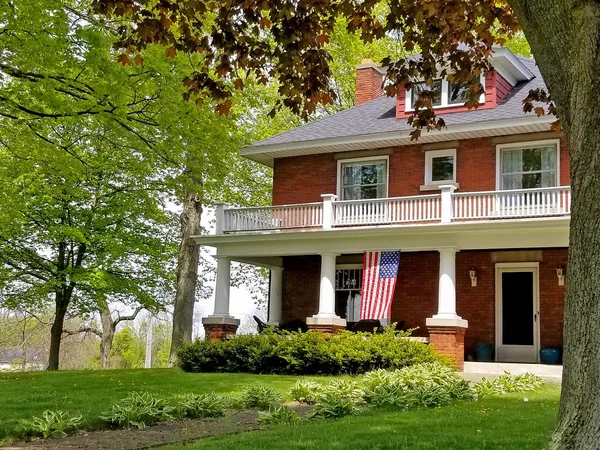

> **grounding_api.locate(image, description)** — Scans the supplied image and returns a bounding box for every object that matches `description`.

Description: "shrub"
[289,380,324,404]
[27,410,82,438]
[257,405,300,426]
[179,327,444,375]
[178,393,230,418]
[309,394,360,419]
[101,391,175,429]
[242,386,283,410]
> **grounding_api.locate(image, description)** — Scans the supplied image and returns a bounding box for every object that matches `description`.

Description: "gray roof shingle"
[249,56,545,149]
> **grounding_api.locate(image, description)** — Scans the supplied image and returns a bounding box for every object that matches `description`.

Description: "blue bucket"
[539,347,562,364]
[474,343,494,361]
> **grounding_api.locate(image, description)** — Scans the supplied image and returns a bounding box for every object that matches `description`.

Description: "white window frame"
[495,139,561,191]
[336,156,389,200]
[424,148,457,186]
[405,74,486,112]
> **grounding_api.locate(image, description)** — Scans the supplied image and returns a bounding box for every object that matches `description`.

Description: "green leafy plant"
[289,380,324,404]
[178,326,444,375]
[309,394,360,419]
[257,405,300,426]
[27,410,82,438]
[101,391,175,429]
[242,386,283,410]
[322,379,363,401]
[178,393,230,418]
[473,372,545,398]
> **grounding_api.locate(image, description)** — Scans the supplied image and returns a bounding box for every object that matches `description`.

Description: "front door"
[495,263,540,362]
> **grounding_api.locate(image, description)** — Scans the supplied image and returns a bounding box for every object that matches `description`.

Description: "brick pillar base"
[306,317,346,334]
[426,318,468,371]
[202,316,240,341]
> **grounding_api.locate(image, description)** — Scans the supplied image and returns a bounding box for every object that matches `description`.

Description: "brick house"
[195,47,569,369]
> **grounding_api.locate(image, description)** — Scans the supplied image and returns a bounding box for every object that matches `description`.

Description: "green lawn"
[164,385,560,450]
[0,368,316,442]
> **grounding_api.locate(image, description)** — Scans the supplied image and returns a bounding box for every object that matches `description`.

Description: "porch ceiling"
[193,217,570,259]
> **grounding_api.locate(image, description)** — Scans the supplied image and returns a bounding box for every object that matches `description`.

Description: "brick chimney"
[355,59,385,106]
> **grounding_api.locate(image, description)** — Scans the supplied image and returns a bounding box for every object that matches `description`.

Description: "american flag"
[360,251,401,320]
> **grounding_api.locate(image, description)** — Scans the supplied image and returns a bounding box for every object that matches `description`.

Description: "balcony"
[215,186,571,234]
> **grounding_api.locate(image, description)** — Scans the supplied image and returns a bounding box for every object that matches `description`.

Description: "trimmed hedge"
[178,328,446,375]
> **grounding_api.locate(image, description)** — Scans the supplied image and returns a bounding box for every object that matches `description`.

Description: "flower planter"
[474,343,494,361]
[539,347,562,364]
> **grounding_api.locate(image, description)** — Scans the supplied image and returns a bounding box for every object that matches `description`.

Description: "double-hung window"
[498,141,559,190]
[338,158,388,201]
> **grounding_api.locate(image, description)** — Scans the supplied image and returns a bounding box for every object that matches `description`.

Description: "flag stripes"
[360,251,400,320]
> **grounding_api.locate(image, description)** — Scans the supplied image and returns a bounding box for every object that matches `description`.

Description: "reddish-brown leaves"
[117,54,132,66]
[93,0,534,129]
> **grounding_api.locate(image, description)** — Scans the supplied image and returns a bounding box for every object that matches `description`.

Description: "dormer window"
[405,76,485,111]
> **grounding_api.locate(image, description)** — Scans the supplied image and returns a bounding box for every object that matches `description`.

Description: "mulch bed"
[4,405,312,450]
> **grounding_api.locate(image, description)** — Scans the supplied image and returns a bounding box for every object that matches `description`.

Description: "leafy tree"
[95,0,600,447]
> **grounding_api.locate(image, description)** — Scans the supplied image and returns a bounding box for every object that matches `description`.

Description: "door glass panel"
[501,272,534,346]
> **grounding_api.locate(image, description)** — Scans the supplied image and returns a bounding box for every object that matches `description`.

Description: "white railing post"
[321,194,337,229]
[215,202,229,234]
[440,185,457,223]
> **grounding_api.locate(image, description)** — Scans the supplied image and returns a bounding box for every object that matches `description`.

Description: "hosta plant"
[242,385,282,410]
[309,394,360,419]
[178,393,230,418]
[28,410,82,438]
[257,405,300,426]
[322,379,363,402]
[101,391,175,429]
[289,380,324,404]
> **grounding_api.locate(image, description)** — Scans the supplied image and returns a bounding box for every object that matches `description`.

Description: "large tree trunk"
[99,307,115,369]
[48,291,69,371]
[507,1,600,448]
[169,184,202,365]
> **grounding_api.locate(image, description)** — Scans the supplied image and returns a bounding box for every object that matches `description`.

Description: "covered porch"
[195,218,568,369]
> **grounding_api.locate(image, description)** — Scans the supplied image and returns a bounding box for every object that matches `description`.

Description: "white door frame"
[495,262,540,363]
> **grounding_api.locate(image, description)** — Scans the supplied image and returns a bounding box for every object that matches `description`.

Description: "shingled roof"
[242,56,555,166]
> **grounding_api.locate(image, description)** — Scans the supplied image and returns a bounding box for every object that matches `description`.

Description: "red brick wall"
[281,256,321,323]
[280,249,567,359]
[391,251,439,337]
[272,136,570,205]
[539,249,567,347]
[356,64,383,106]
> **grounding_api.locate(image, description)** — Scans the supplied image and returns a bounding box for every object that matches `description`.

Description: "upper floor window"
[406,76,485,111]
[497,141,560,190]
[338,157,388,201]
[425,149,457,186]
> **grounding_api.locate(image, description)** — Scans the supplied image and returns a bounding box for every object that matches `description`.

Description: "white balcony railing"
[216,186,571,234]
[334,194,442,226]
[453,186,571,220]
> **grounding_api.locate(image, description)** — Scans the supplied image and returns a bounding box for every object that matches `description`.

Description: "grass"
[163,385,560,450]
[0,368,319,442]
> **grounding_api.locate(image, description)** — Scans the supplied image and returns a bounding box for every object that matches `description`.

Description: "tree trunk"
[99,308,115,369]
[48,291,69,371]
[506,1,600,448]
[169,184,202,365]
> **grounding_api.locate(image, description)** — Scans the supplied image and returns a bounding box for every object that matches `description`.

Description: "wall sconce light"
[556,266,565,286]
[469,267,477,287]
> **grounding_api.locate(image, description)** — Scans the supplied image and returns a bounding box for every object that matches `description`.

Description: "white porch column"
[307,252,346,329]
[426,248,468,327]
[268,267,283,325]
[203,256,240,332]
[434,248,459,319]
